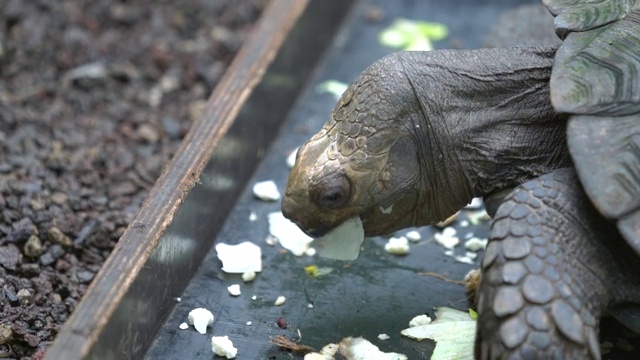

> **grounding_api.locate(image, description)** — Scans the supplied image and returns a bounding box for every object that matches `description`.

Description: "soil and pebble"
[0,1,266,358]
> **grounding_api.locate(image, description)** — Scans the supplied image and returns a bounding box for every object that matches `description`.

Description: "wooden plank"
[43,1,310,358]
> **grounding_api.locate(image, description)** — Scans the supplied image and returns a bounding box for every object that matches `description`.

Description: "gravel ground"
[0,1,266,358]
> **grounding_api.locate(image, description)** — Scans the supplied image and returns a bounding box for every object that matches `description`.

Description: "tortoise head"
[282,54,452,237]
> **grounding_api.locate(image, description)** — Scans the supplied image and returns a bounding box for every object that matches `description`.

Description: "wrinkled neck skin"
[400,46,572,224]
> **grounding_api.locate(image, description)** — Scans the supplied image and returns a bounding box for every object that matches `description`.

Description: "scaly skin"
[477,169,640,359]
[282,46,571,237]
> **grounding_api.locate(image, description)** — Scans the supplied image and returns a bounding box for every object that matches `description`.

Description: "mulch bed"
[0,1,266,358]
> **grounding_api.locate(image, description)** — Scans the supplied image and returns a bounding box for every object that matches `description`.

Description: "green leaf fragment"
[378,18,448,51]
[316,80,349,99]
[401,307,476,360]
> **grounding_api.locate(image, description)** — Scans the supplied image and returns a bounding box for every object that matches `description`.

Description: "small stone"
[137,123,160,143]
[77,270,95,284]
[19,263,40,277]
[0,244,21,270]
[4,288,19,305]
[0,323,13,345]
[29,198,45,211]
[51,192,68,205]
[17,289,32,305]
[23,333,40,347]
[47,227,72,247]
[23,235,43,258]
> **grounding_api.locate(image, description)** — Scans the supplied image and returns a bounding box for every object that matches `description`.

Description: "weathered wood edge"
[43,0,309,358]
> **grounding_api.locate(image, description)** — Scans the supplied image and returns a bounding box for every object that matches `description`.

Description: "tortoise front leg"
[475,169,640,360]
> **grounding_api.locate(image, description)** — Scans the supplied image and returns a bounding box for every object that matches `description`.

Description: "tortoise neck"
[397,47,569,218]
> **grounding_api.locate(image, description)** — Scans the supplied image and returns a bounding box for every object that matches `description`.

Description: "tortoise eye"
[312,173,351,209]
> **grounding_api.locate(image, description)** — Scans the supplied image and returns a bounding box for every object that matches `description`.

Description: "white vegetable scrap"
[434,229,459,250]
[251,295,257,301]
[378,334,390,340]
[304,343,339,360]
[211,336,238,359]
[405,230,421,242]
[265,235,279,246]
[242,271,256,282]
[338,337,408,360]
[274,295,286,306]
[253,180,281,201]
[227,284,241,296]
[468,209,491,225]
[286,147,299,169]
[246,321,252,326]
[215,241,262,273]
[384,236,410,255]
[305,247,317,257]
[188,308,214,335]
[465,237,488,252]
[408,314,432,327]
[179,322,189,330]
[249,211,257,221]
[307,303,314,309]
[268,212,313,256]
[316,216,365,261]
[401,307,476,360]
[454,255,475,265]
[465,197,483,209]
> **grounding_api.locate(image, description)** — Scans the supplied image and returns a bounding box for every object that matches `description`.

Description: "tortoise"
[281,0,640,358]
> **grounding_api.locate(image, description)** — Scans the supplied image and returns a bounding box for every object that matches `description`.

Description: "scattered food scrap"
[286,147,300,168]
[338,336,408,359]
[465,237,488,252]
[401,307,475,360]
[384,236,410,255]
[179,322,189,330]
[268,212,314,256]
[316,80,349,99]
[274,295,286,306]
[252,180,281,201]
[304,343,339,360]
[242,270,257,282]
[378,334,390,340]
[227,284,241,297]
[465,197,483,209]
[408,314,432,327]
[215,241,262,273]
[405,230,421,242]
[435,211,459,228]
[304,265,334,277]
[277,317,288,329]
[378,18,448,51]
[434,228,459,250]
[271,335,316,355]
[188,308,214,335]
[211,335,238,359]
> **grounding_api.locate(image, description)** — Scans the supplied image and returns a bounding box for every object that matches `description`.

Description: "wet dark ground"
[0,1,266,358]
